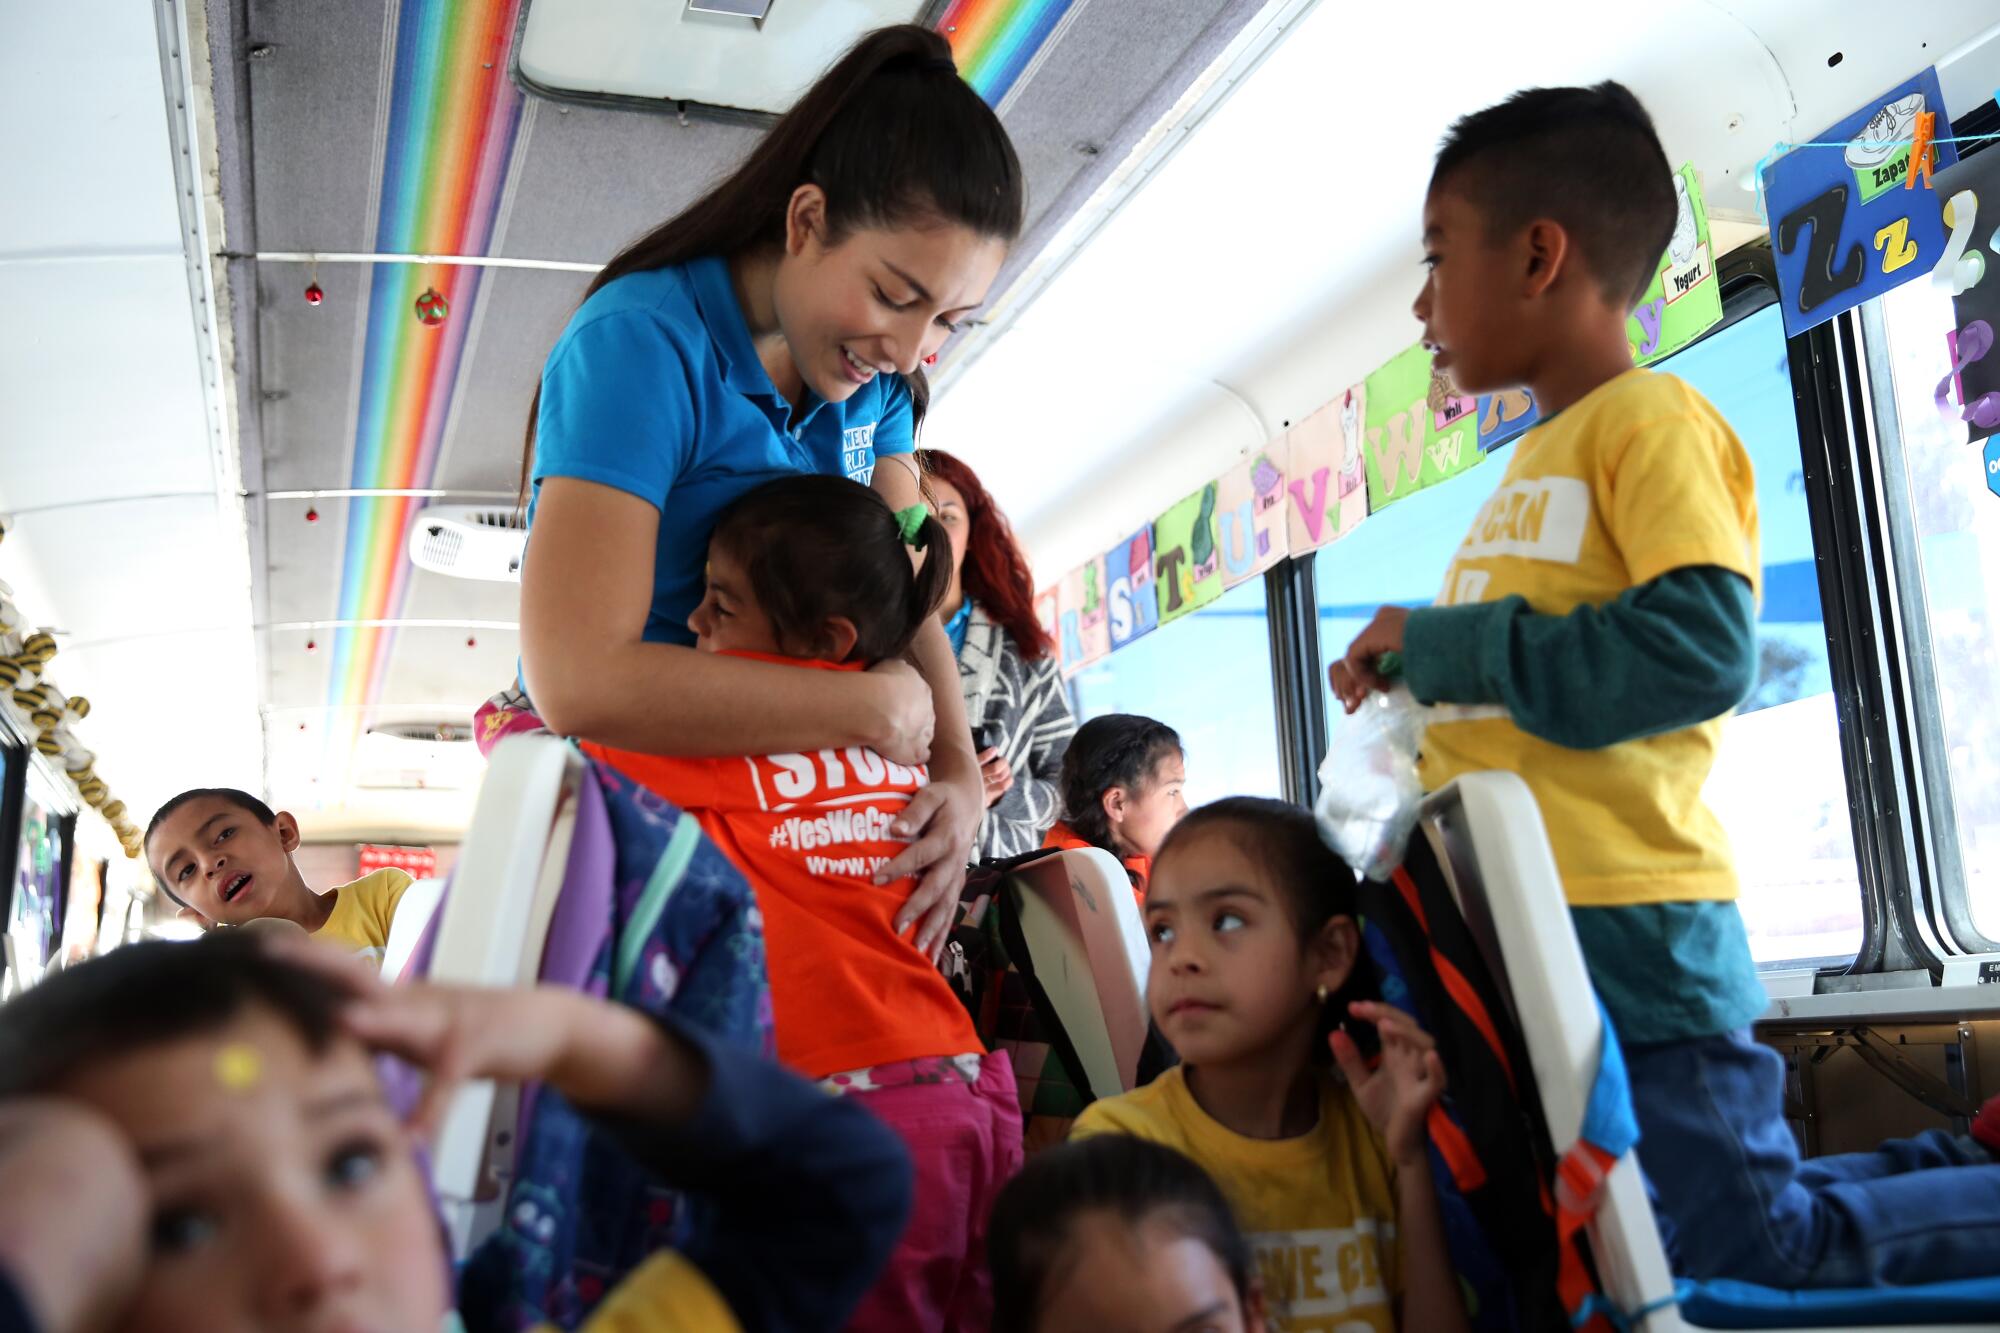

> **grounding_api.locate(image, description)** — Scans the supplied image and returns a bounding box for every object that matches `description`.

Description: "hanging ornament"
[304,281,324,307]
[305,638,317,654]
[415,286,449,326]
[466,635,477,649]
[305,506,319,524]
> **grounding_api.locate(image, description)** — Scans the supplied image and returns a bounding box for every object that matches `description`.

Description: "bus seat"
[409,733,773,1307]
[1411,771,2000,1332]
[1002,847,1152,1101]
[424,732,587,1256]
[380,875,444,981]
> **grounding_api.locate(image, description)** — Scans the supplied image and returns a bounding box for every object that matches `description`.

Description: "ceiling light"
[516,0,942,120]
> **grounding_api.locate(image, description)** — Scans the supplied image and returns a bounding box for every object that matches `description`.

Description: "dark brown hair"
[1059,714,1182,851]
[0,933,341,1099]
[710,474,950,663]
[1432,80,1676,307]
[989,1135,1255,1333]
[521,24,1025,498]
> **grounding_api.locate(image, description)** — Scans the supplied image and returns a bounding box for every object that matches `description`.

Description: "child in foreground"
[1042,712,1187,899]
[0,931,910,1333]
[585,474,1021,1332]
[1072,798,1466,1333]
[988,1134,1269,1333]
[1329,80,2000,1286]
[145,787,410,970]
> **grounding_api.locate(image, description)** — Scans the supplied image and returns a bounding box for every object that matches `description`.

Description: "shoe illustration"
[1846,92,1925,170]
[1669,173,1698,266]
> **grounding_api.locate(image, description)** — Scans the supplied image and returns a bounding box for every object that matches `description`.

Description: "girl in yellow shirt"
[1072,799,1466,1333]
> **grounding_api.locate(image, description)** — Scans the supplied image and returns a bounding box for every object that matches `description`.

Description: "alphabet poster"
[1285,392,1369,553]
[1930,149,2000,459]
[1631,163,1725,364]
[1152,482,1225,626]
[1764,68,1959,338]
[1033,587,1058,650]
[1056,556,1112,678]
[1106,524,1159,648]
[1362,342,1482,510]
[1215,443,1290,588]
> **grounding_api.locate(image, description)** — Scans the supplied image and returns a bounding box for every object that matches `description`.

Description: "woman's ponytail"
[520,24,1024,503]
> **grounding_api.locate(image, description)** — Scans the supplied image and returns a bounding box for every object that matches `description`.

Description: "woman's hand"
[865,658,936,767]
[977,747,1014,808]
[1331,999,1446,1169]
[875,764,981,961]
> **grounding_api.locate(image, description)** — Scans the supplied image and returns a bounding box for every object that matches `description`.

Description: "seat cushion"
[1679,1273,2000,1327]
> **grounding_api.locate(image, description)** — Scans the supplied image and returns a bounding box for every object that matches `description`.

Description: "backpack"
[1359,825,1619,1332]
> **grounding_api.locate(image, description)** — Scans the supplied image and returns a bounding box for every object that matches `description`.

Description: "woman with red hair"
[923,451,1075,859]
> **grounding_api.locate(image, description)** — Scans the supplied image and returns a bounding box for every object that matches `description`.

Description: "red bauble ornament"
[924,353,939,366]
[465,636,477,649]
[304,281,324,306]
[305,638,317,653]
[305,506,319,524]
[415,287,449,326]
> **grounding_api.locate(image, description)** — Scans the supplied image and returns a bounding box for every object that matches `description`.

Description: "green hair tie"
[893,504,931,550]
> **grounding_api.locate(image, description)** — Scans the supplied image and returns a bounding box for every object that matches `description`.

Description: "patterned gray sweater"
[956,603,1076,860]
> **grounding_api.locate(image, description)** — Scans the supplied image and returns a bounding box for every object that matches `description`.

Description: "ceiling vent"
[515,0,940,120]
[407,506,525,583]
[353,722,483,792]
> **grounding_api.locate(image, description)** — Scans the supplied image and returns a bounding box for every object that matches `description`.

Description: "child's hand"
[0,1100,147,1333]
[1329,607,1409,713]
[264,937,583,1138]
[1330,999,1446,1169]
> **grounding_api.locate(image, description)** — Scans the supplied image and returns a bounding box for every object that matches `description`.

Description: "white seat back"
[1422,772,1686,1331]
[1007,847,1152,1098]
[423,733,584,1257]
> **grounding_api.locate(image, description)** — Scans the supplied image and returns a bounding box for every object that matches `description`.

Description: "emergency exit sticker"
[1764,68,1959,338]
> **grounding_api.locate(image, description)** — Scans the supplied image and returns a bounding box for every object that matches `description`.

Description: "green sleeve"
[1400,565,1757,750]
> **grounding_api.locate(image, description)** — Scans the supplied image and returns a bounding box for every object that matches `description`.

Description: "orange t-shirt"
[1042,821,1151,902]
[584,657,984,1079]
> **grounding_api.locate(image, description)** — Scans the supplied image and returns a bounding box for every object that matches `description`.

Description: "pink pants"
[843,1055,1024,1332]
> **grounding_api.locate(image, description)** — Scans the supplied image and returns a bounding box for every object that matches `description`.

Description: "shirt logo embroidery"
[842,422,879,483]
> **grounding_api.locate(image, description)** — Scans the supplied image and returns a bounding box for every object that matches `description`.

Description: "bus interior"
[7,0,2000,1319]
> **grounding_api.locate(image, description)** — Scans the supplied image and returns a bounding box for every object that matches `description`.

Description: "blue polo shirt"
[528,255,916,645]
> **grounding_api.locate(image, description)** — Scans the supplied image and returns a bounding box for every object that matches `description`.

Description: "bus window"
[1873,279,2000,945]
[1316,300,1863,966]
[1673,303,1860,965]
[1070,577,1281,806]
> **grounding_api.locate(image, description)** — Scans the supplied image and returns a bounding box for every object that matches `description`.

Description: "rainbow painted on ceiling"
[937,0,1076,104]
[317,0,1072,778]
[323,0,524,769]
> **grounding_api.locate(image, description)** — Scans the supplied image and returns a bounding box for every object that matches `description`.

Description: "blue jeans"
[1625,1027,2000,1287]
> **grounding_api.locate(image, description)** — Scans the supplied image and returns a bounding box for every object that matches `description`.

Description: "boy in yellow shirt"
[1330,82,2000,1288]
[145,788,410,970]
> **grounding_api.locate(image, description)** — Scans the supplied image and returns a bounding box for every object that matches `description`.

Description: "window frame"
[1847,100,2000,960]
[1258,246,1896,973]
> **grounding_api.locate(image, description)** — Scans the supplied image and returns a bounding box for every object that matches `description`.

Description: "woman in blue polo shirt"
[517,24,1023,954]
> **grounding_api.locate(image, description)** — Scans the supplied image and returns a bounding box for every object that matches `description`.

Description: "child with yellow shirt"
[1073,799,1467,1333]
[145,788,411,970]
[1330,81,2000,1287]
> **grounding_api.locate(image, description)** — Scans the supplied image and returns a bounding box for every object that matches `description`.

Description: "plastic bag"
[1314,687,1428,881]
